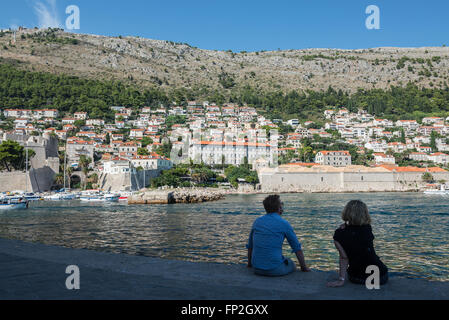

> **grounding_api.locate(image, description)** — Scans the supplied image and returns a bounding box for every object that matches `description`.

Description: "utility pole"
[25,145,28,192]
[63,146,67,190]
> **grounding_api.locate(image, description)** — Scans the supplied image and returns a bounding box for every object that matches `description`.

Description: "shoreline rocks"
[128,188,226,204]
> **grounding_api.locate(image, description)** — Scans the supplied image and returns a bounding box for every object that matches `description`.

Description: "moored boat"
[118,191,136,201]
[424,184,449,195]
[79,190,119,202]
[0,197,29,210]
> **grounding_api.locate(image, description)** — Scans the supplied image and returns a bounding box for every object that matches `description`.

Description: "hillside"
[1,28,449,93]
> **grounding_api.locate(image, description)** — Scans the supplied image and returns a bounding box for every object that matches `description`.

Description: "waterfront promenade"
[0,238,447,300]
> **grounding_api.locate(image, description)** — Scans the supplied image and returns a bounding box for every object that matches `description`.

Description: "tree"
[78,155,92,190]
[422,172,434,183]
[140,136,153,148]
[54,173,64,186]
[224,165,259,188]
[74,120,85,129]
[400,128,406,144]
[191,167,215,184]
[430,131,438,151]
[0,140,35,171]
[137,147,150,156]
[299,146,313,163]
[155,141,172,158]
[66,166,73,189]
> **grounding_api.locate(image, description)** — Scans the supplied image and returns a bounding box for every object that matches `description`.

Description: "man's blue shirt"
[246,212,302,270]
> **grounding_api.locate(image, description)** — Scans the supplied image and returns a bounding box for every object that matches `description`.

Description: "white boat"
[79,190,103,202]
[424,185,449,195]
[0,198,28,210]
[7,191,42,201]
[103,193,120,202]
[22,192,43,201]
[80,190,119,202]
[45,192,77,201]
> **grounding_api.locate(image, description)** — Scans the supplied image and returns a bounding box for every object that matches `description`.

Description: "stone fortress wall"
[258,165,449,193]
[0,133,60,192]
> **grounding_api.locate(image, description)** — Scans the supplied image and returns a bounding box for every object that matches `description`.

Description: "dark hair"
[341,200,371,226]
[263,194,281,213]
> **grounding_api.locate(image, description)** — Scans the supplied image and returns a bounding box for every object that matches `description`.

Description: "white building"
[287,119,299,126]
[188,141,275,166]
[130,129,145,138]
[428,153,449,165]
[74,112,88,120]
[102,159,136,174]
[315,151,352,167]
[131,155,173,170]
[373,153,395,165]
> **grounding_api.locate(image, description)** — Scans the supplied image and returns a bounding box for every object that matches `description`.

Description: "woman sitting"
[327,200,388,287]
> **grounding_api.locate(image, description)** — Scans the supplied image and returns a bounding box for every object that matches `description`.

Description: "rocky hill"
[1,28,449,93]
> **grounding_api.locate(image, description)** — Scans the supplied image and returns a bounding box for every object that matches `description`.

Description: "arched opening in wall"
[361,176,364,181]
[321,177,324,182]
[70,175,81,189]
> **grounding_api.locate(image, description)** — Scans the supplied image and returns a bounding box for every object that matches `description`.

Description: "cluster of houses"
[2,103,449,176]
[283,109,449,167]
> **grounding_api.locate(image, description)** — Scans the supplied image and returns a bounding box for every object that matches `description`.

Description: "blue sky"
[1,0,448,51]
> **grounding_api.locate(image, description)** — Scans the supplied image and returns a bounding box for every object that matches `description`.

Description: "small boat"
[0,197,29,210]
[103,193,120,202]
[424,185,449,195]
[80,190,119,202]
[45,192,77,201]
[80,190,103,202]
[118,191,136,201]
[22,192,43,201]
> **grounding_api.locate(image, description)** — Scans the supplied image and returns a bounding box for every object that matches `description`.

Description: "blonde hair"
[341,200,371,226]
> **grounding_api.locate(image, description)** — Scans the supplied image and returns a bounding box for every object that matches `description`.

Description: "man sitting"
[246,194,310,276]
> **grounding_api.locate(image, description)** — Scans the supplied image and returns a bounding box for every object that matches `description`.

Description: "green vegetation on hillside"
[1,62,449,123]
[0,62,168,120]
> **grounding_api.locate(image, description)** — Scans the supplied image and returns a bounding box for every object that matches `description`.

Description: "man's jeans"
[254,258,296,277]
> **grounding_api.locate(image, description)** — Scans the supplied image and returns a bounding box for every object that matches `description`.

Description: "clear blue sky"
[1,0,448,51]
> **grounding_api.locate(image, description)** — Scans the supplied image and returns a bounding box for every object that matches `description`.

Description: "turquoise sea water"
[0,192,448,281]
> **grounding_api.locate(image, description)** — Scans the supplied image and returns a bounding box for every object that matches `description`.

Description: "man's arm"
[284,224,310,272]
[294,250,310,272]
[246,228,254,268]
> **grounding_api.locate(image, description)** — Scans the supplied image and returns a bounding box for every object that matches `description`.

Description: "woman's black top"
[333,224,388,279]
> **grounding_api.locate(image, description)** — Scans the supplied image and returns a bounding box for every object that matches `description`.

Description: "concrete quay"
[0,238,447,300]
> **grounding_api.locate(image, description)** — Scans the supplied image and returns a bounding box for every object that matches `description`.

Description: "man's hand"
[327,280,345,287]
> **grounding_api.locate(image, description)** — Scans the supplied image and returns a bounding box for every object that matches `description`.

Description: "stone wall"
[0,166,56,192]
[259,170,449,193]
[99,169,161,192]
[2,133,60,173]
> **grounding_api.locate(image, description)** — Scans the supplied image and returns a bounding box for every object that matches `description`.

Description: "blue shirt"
[246,213,302,270]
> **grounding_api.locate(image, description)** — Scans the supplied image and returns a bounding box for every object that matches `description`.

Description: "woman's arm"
[327,240,349,287]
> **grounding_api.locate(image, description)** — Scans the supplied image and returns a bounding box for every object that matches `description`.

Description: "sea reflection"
[0,192,448,281]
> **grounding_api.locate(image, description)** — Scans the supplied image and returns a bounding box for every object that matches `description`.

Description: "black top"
[333,224,387,279]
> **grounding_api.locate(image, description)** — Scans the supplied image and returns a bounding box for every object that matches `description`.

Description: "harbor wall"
[0,166,56,193]
[259,170,449,193]
[99,169,161,192]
